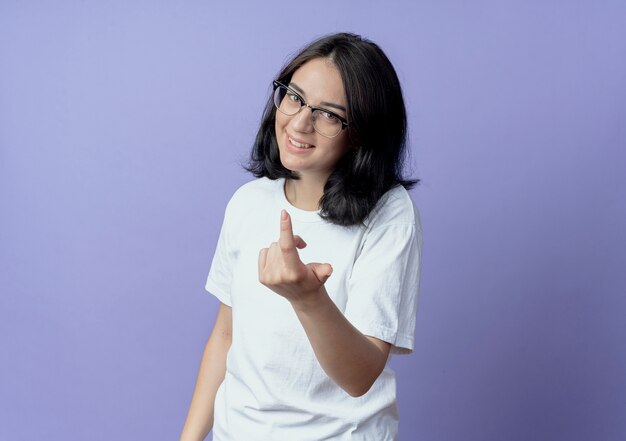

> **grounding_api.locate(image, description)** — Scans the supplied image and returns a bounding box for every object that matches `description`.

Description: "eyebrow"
[289,82,347,113]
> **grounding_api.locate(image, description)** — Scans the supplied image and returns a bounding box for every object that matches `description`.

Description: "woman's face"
[275,57,352,182]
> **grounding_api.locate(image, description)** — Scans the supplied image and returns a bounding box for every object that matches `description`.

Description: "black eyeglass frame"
[272,80,351,137]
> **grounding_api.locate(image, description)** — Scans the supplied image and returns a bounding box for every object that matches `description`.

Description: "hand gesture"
[258,210,333,305]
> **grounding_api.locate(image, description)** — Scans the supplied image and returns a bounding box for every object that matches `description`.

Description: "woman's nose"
[290,106,315,133]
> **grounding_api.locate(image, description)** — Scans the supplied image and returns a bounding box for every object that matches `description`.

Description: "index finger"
[279,209,295,253]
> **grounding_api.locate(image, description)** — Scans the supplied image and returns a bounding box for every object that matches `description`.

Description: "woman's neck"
[284,176,326,211]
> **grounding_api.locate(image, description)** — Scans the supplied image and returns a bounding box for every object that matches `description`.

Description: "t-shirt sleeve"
[344,222,423,355]
[204,198,237,307]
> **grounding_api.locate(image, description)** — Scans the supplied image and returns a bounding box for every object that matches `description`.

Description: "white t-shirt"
[205,177,423,441]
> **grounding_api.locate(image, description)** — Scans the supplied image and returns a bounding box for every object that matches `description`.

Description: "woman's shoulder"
[364,185,421,231]
[231,176,279,198]
[224,177,281,214]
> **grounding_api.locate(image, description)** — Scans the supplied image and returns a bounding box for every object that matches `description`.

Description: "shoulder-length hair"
[246,32,418,226]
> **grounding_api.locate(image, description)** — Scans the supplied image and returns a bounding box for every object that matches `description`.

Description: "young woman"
[180,32,423,441]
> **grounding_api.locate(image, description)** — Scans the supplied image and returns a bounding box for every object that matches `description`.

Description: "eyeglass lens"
[273,85,343,138]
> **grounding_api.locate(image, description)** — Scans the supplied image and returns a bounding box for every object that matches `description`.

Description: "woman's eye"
[322,111,338,121]
[287,93,300,103]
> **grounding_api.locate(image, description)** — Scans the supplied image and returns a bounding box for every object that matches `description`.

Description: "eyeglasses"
[272,80,350,138]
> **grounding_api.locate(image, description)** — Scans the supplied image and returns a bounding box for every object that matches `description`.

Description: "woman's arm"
[259,210,391,397]
[292,290,391,397]
[180,302,232,441]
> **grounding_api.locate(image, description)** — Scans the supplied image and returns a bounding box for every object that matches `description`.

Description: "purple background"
[1,1,625,440]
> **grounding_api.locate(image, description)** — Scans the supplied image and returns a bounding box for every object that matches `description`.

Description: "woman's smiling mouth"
[286,133,315,150]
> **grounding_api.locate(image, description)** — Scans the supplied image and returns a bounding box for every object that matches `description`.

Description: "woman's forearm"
[290,289,390,397]
[259,211,390,397]
[180,304,232,441]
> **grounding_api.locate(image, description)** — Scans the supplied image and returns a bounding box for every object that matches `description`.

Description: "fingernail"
[281,210,287,221]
